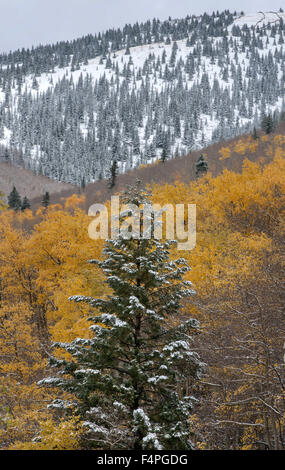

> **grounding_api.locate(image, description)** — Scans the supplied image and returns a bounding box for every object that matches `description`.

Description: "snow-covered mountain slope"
[232,11,285,28]
[0,10,285,185]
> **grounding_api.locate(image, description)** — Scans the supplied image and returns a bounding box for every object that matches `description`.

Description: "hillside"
[29,120,284,210]
[0,161,75,201]
[18,120,283,218]
[1,9,285,186]
[27,118,285,210]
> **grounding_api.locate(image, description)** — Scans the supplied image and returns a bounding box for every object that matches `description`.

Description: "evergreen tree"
[196,154,208,177]
[252,126,259,140]
[4,148,10,162]
[160,147,168,163]
[21,196,31,211]
[40,185,204,450]
[261,113,274,134]
[42,191,50,209]
[81,177,86,191]
[108,160,118,189]
[8,186,21,211]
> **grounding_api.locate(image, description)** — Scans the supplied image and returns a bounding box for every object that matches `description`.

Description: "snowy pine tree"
[108,160,118,190]
[39,185,204,450]
[160,147,168,164]
[261,113,275,134]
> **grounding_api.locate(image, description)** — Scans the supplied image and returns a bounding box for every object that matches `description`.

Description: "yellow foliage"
[0,191,7,211]
[219,146,231,160]
[65,193,86,209]
[0,135,284,450]
[12,417,82,450]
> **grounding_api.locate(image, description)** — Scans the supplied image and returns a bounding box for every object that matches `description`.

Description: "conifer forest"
[0,4,284,453]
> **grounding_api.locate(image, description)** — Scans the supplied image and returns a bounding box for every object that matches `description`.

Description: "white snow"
[232,11,285,29]
[0,127,12,147]
[2,10,285,174]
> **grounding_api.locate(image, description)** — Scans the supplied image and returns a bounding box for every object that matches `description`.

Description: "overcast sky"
[0,0,283,53]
